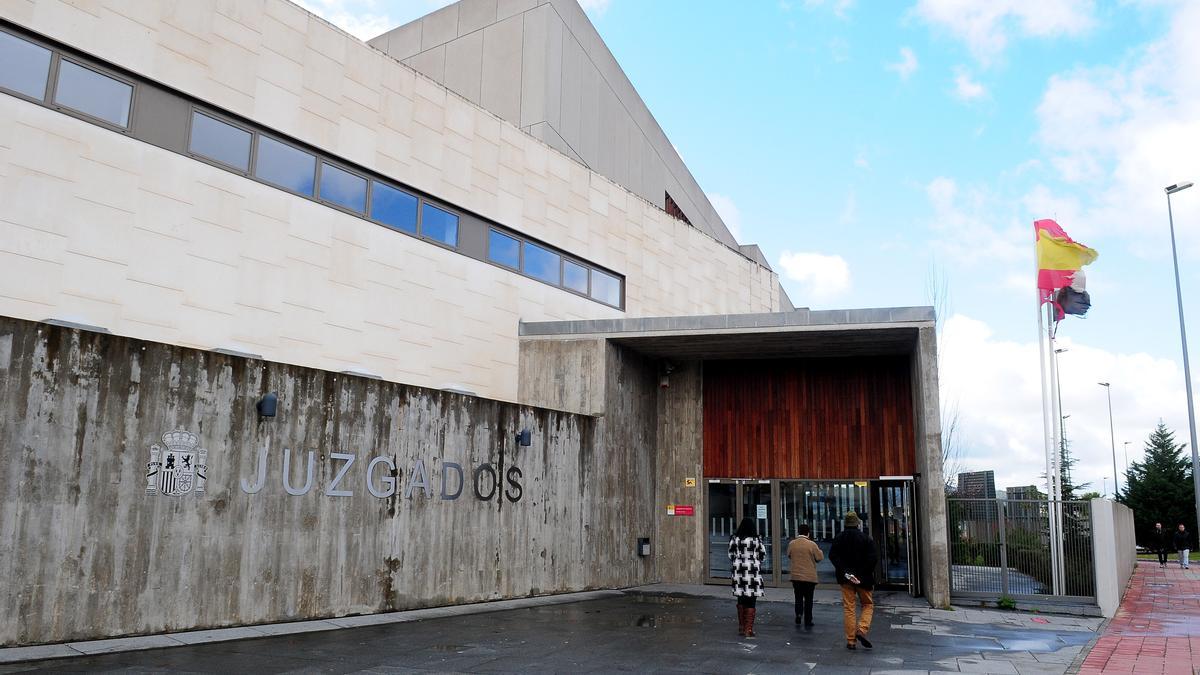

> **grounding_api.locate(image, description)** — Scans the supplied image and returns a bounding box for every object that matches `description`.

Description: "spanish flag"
[1035,219,1097,298]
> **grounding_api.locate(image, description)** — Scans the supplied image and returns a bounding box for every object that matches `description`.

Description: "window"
[421,203,458,247]
[54,59,132,127]
[488,230,520,269]
[319,162,367,214]
[523,242,561,285]
[563,260,589,294]
[370,182,417,233]
[255,135,315,196]
[189,111,251,171]
[591,269,622,307]
[0,30,51,100]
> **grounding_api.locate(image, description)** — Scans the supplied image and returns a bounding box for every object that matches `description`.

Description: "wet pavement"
[1077,563,1200,674]
[1,590,1101,674]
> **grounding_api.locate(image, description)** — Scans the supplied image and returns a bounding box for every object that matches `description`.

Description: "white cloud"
[886,46,919,80]
[941,314,1186,493]
[290,0,412,41]
[953,67,987,101]
[777,251,851,301]
[578,0,612,17]
[1032,1,1200,251]
[854,150,870,169]
[914,0,1096,64]
[707,192,745,241]
[924,177,1027,266]
[840,190,858,224]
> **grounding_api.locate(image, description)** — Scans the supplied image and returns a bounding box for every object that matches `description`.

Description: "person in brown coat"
[786,523,824,627]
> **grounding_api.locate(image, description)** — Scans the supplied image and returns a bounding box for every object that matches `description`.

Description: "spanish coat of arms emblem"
[145,430,208,496]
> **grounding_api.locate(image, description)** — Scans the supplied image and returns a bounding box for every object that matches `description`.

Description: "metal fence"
[947,498,1095,601]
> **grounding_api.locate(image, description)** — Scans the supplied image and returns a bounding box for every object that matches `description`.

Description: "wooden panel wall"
[703,356,916,479]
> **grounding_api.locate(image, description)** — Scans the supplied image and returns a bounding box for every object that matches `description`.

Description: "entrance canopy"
[519,307,933,361]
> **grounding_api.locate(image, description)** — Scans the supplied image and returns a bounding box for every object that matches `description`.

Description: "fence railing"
[947,498,1095,601]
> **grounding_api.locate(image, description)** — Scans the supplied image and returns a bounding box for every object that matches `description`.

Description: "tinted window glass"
[319,162,367,213]
[421,203,458,247]
[0,31,51,100]
[255,136,315,196]
[54,60,132,127]
[523,242,560,285]
[563,260,589,294]
[370,182,417,233]
[591,270,622,307]
[488,230,520,269]
[189,111,251,171]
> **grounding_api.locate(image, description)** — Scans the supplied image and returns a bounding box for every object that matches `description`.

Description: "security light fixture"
[516,429,532,447]
[257,392,278,418]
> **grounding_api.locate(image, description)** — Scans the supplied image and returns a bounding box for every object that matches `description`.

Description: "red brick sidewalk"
[1077,561,1200,674]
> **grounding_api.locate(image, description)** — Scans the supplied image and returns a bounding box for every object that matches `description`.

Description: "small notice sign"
[854,481,869,487]
[666,504,695,516]
[684,477,696,487]
[756,504,767,519]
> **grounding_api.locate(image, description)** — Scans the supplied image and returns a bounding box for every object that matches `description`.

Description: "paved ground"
[1,588,1101,674]
[1077,562,1200,674]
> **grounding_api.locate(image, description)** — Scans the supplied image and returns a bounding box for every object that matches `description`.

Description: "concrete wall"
[1091,499,1136,618]
[912,325,950,607]
[654,361,705,583]
[0,0,779,404]
[0,316,656,646]
[369,0,743,250]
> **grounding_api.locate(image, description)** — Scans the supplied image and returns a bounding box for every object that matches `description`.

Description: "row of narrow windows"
[0,26,625,309]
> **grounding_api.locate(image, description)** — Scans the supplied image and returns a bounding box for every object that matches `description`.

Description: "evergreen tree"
[1120,422,1196,546]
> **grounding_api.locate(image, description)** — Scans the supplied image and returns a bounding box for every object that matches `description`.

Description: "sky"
[294,0,1200,498]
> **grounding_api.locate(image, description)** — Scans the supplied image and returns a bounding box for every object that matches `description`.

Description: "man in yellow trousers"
[829,511,878,650]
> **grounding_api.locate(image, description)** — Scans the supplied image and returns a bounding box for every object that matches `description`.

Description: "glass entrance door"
[871,480,914,591]
[779,481,870,585]
[706,480,777,584]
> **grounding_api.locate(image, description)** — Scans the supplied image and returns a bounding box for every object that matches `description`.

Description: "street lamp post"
[1123,440,1131,477]
[1165,181,1200,539]
[1099,382,1119,497]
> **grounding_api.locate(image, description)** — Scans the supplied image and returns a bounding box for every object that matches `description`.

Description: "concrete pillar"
[653,361,705,583]
[913,325,951,608]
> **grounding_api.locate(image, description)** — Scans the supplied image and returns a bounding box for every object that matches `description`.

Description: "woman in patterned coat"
[729,517,767,637]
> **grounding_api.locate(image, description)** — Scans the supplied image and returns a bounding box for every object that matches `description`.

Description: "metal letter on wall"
[405,459,432,499]
[441,461,463,500]
[366,456,397,498]
[283,447,315,496]
[241,438,270,494]
[325,452,355,497]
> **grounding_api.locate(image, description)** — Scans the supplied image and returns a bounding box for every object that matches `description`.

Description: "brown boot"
[745,607,757,638]
[737,606,746,636]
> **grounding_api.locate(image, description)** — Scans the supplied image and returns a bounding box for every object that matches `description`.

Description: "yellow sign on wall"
[684,477,696,487]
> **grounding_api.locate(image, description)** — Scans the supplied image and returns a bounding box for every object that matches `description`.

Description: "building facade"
[957,470,997,498]
[0,0,946,647]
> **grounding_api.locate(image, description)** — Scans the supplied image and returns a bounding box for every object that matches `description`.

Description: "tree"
[1120,422,1196,546]
[1079,491,1101,500]
[928,263,963,490]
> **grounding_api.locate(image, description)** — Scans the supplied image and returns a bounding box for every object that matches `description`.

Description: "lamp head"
[1098,381,1110,387]
[1166,182,1194,195]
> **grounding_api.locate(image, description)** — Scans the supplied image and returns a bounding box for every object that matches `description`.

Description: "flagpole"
[1037,289,1063,595]
[1047,303,1067,593]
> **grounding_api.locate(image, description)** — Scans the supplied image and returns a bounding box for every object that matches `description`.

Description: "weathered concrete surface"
[913,324,950,608]
[516,338,607,416]
[653,361,705,583]
[0,317,655,646]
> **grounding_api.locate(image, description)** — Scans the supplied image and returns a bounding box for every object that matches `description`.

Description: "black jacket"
[1174,529,1192,551]
[829,528,878,589]
[1152,528,1170,552]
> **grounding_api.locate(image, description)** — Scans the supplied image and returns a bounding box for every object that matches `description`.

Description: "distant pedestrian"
[729,517,766,638]
[787,523,823,628]
[1174,524,1191,570]
[829,511,878,651]
[1152,523,1169,568]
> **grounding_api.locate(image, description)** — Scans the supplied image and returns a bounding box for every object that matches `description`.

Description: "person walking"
[829,511,878,651]
[1174,523,1192,570]
[729,517,766,638]
[787,523,823,628]
[1152,523,1169,568]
